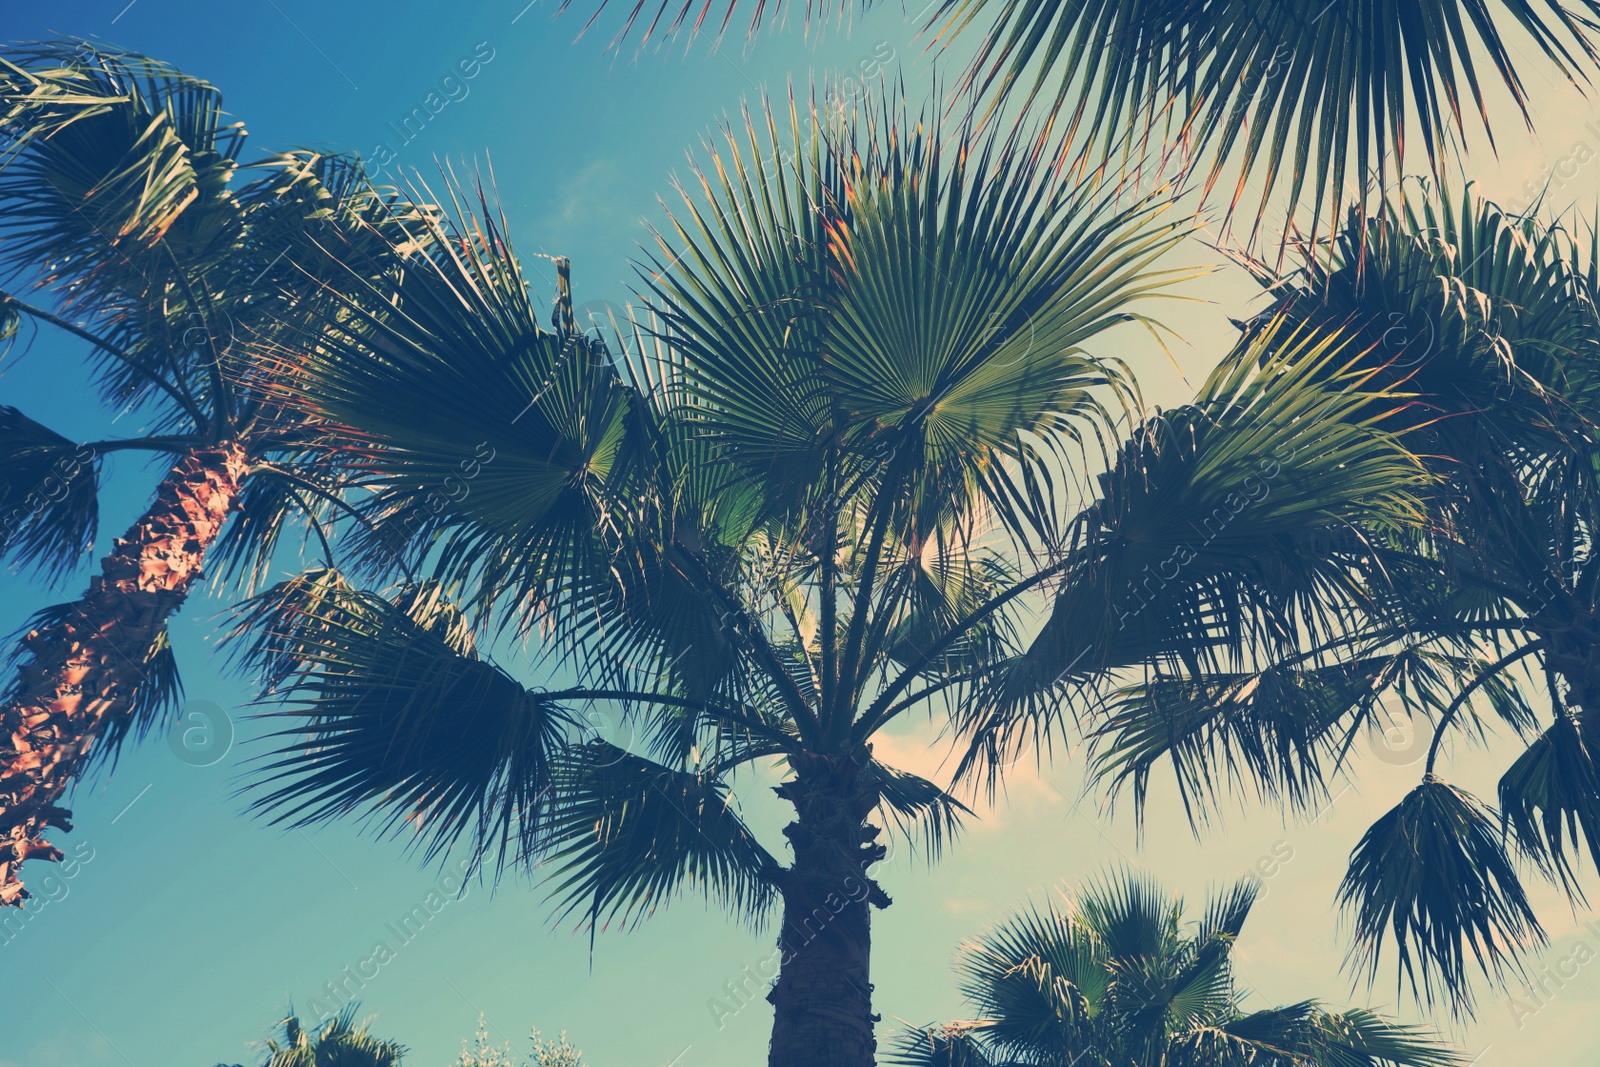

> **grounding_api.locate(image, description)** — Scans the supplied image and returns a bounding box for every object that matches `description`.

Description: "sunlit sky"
[4,1,1600,1064]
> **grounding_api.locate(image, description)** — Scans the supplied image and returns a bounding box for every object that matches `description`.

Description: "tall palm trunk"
[0,442,247,906]
[767,753,889,1067]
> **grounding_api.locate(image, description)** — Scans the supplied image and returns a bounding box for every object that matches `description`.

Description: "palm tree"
[1088,184,1600,1015]
[216,1004,405,1067]
[888,870,1460,1067]
[583,0,1600,242]
[230,92,1427,1067]
[0,42,420,907]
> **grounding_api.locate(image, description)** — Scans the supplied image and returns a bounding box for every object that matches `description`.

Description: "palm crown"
[231,91,1428,1067]
[0,41,423,906]
[889,870,1460,1067]
[1090,184,1600,1015]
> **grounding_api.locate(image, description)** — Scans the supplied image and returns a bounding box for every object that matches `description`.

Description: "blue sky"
[4,2,1600,1065]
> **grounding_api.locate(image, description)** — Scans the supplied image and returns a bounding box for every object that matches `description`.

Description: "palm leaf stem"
[0,291,205,426]
[1424,643,1545,774]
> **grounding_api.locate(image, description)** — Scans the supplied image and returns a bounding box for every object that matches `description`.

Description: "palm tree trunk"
[0,442,247,907]
[767,753,890,1067]
[1539,624,1600,716]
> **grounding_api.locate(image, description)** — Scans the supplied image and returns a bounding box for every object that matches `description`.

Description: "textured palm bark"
[0,443,247,906]
[767,752,890,1067]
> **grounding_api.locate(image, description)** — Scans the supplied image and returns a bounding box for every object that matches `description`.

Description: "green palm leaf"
[1498,713,1600,893]
[1250,181,1600,453]
[645,90,1195,543]
[870,760,973,860]
[1293,1008,1465,1067]
[950,319,1427,790]
[280,185,631,599]
[1245,183,1600,1014]
[1087,642,1524,827]
[1091,659,1388,825]
[255,1004,407,1067]
[0,41,246,416]
[904,868,1461,1066]
[886,1027,1003,1067]
[267,173,754,711]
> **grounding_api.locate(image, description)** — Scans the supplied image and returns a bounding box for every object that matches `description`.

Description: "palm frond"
[205,469,307,594]
[1157,876,1255,1037]
[1338,776,1543,1016]
[260,1004,406,1067]
[1090,657,1387,827]
[0,40,242,266]
[0,41,246,415]
[884,542,1020,675]
[1498,713,1600,894]
[1256,182,1600,456]
[1079,867,1181,968]
[231,569,574,873]
[645,88,1194,546]
[929,0,1600,244]
[956,901,1105,1056]
[869,760,973,861]
[950,318,1428,793]
[1294,1007,1465,1067]
[884,1026,1000,1067]
[917,868,1460,1066]
[541,742,779,930]
[0,406,100,580]
[270,169,653,638]
[85,622,184,774]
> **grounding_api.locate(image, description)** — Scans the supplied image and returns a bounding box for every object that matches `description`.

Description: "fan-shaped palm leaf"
[897,870,1460,1066]
[1338,776,1543,1015]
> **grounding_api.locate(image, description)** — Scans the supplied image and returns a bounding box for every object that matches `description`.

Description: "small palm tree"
[216,1005,405,1067]
[231,91,1427,1067]
[888,870,1460,1067]
[0,42,420,907]
[1091,184,1600,1014]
